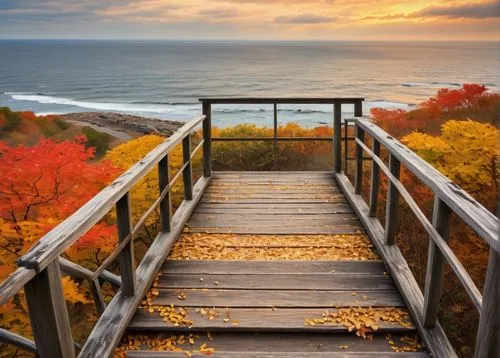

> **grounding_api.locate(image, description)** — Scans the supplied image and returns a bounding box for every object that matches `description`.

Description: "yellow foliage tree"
[402,120,499,201]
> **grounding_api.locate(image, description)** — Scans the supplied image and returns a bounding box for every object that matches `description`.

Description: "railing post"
[343,119,349,174]
[116,193,136,296]
[333,102,342,173]
[354,125,365,194]
[384,153,401,245]
[354,99,363,117]
[423,197,452,327]
[24,260,75,358]
[369,139,381,217]
[183,134,193,200]
[475,248,500,358]
[202,102,212,177]
[158,155,172,232]
[273,103,278,170]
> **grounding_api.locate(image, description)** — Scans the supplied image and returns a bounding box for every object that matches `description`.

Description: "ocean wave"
[6,93,190,114]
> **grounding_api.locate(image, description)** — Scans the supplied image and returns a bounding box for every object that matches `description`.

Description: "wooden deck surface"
[122,172,428,357]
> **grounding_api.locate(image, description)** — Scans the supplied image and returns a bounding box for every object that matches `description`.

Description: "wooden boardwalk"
[2,99,497,358]
[123,172,428,357]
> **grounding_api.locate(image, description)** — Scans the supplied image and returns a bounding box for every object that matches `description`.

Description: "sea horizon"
[1,39,498,128]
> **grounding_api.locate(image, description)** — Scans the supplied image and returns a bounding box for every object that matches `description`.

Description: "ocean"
[0,40,498,128]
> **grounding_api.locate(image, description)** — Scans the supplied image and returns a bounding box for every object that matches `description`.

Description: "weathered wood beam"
[182,135,193,200]
[158,155,172,232]
[423,197,452,327]
[333,103,342,173]
[368,139,381,217]
[202,103,212,177]
[116,193,136,297]
[354,125,365,194]
[384,153,400,245]
[24,261,75,358]
[475,249,500,358]
[199,97,364,105]
[0,328,37,353]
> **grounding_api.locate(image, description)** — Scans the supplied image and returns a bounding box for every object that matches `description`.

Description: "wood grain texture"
[0,267,35,306]
[0,328,37,353]
[156,273,393,291]
[161,260,386,275]
[123,331,418,354]
[24,261,75,358]
[150,289,404,307]
[129,307,415,332]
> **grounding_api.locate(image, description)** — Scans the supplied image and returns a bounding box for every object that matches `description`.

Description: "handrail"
[18,115,205,272]
[0,113,212,357]
[200,97,364,104]
[201,97,364,169]
[335,116,499,358]
[356,118,499,252]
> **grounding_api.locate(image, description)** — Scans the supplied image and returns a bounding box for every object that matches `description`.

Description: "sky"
[0,0,499,41]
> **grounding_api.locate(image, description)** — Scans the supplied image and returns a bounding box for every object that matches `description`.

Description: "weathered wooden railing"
[0,114,212,357]
[200,97,364,169]
[336,117,499,358]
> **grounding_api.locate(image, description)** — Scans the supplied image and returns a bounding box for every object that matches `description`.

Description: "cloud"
[197,8,241,19]
[415,0,500,19]
[275,14,336,24]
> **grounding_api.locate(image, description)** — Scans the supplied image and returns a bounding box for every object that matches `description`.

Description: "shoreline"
[59,112,185,141]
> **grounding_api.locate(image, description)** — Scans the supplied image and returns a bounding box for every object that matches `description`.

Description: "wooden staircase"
[121,172,427,357]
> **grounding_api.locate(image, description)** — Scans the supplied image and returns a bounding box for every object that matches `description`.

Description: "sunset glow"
[0,0,499,40]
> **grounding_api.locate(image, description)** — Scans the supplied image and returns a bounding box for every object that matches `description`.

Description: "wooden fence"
[0,98,498,358]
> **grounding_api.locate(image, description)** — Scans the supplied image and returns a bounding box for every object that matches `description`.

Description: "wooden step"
[129,307,415,333]
[149,289,404,308]
[161,260,387,275]
[122,332,427,357]
[156,273,394,291]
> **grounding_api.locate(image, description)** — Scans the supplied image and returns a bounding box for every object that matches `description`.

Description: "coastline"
[59,112,184,141]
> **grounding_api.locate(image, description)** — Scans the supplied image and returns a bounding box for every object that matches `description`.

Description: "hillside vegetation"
[0,84,498,357]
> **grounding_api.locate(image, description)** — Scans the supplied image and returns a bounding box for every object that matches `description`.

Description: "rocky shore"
[60,112,184,138]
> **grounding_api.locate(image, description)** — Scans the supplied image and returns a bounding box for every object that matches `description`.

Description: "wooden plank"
[156,273,394,291]
[116,193,136,296]
[384,154,400,245]
[123,331,410,353]
[58,257,121,287]
[185,227,363,234]
[190,213,356,221]
[129,307,414,332]
[354,126,365,194]
[202,103,212,177]
[357,118,499,252]
[151,289,404,307]
[335,173,457,357]
[126,352,429,358]
[24,261,75,358]
[0,328,37,353]
[183,135,193,200]
[423,197,452,327]
[187,217,360,227]
[475,249,500,358]
[161,260,386,275]
[78,177,211,358]
[369,139,381,217]
[194,207,353,214]
[0,267,36,306]
[200,198,348,204]
[204,194,343,200]
[158,155,172,232]
[200,97,364,104]
[18,115,206,272]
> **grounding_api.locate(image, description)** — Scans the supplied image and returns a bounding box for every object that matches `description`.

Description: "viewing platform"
[0,98,498,358]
